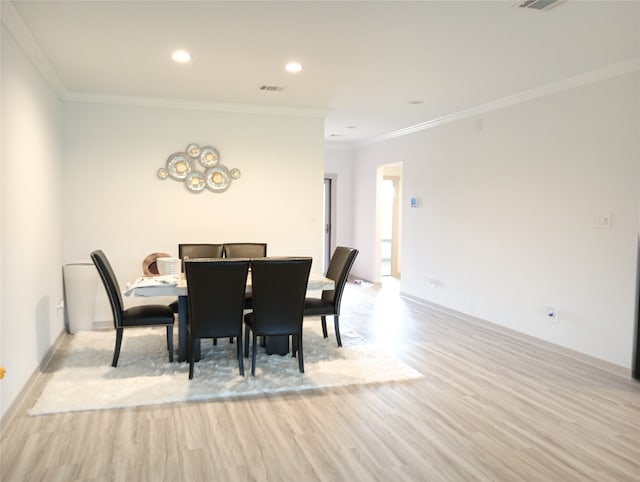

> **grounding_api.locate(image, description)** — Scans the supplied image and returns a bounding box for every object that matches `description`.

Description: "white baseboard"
[92,320,112,330]
[400,292,631,379]
[0,328,67,434]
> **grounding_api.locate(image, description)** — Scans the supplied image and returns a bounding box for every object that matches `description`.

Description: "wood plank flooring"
[2,279,639,481]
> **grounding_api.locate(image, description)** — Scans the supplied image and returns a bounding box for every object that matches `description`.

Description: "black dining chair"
[223,243,267,259]
[223,243,267,310]
[179,243,224,266]
[244,257,312,376]
[169,243,225,314]
[184,258,249,378]
[303,247,358,347]
[90,250,175,367]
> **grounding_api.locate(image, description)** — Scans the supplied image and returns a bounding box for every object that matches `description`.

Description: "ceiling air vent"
[258,85,284,92]
[518,0,561,10]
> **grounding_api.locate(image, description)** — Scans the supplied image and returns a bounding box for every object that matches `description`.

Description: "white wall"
[63,102,325,318]
[352,73,640,368]
[1,24,63,418]
[324,146,354,252]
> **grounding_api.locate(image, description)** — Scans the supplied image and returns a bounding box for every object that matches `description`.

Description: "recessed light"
[285,61,302,73]
[172,50,191,63]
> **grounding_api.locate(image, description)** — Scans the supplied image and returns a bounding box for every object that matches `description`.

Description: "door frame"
[324,174,337,273]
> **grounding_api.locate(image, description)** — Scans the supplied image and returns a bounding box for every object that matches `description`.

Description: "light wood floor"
[2,279,640,481]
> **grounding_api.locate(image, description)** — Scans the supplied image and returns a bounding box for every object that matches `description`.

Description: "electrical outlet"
[427,277,439,288]
[545,306,557,321]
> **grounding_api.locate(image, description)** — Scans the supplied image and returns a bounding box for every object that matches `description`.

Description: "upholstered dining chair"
[169,243,225,314]
[90,250,175,367]
[303,246,358,347]
[223,243,267,259]
[179,243,224,266]
[184,258,249,379]
[244,257,312,376]
[223,243,267,310]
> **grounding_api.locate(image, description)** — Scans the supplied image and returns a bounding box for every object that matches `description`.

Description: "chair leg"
[112,328,123,367]
[229,337,234,344]
[297,333,304,373]
[213,338,218,346]
[321,316,328,338]
[291,335,297,357]
[334,315,342,347]
[237,336,244,377]
[244,326,250,358]
[166,325,174,362]
[188,337,195,379]
[251,333,258,376]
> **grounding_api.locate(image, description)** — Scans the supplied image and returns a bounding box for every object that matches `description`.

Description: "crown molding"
[360,57,640,148]
[1,2,324,119]
[1,1,66,98]
[4,0,636,148]
[62,91,326,118]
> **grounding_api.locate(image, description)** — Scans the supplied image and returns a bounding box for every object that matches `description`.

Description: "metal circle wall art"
[166,152,192,180]
[199,146,219,168]
[185,143,201,159]
[185,171,206,192]
[157,143,241,193]
[205,166,231,192]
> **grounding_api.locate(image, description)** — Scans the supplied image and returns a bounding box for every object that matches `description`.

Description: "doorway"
[377,163,402,280]
[323,175,337,273]
[380,178,394,276]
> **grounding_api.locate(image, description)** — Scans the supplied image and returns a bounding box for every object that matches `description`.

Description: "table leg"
[265,335,290,355]
[178,295,200,362]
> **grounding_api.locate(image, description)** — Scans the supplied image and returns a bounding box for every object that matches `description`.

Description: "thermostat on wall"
[410,197,419,208]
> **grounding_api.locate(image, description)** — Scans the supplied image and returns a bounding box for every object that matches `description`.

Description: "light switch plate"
[592,214,612,229]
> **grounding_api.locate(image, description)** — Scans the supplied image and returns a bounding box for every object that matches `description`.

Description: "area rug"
[29,324,423,415]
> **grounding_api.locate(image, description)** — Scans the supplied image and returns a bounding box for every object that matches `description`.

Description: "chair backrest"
[250,257,312,336]
[90,250,124,329]
[179,243,224,260]
[322,247,359,313]
[223,243,267,258]
[179,244,224,272]
[185,259,250,338]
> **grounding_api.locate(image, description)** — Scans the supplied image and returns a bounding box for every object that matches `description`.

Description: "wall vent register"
[517,0,562,10]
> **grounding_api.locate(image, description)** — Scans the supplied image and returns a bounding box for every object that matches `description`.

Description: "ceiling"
[7,0,640,147]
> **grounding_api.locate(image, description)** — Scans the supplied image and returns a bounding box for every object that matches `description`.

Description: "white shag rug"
[29,324,423,415]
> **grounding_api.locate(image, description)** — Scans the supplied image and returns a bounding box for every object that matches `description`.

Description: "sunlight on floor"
[368,276,411,350]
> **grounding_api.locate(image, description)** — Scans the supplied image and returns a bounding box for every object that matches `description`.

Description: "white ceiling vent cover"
[518,0,561,10]
[258,85,284,92]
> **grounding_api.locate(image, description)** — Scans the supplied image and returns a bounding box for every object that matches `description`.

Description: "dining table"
[126,271,334,362]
